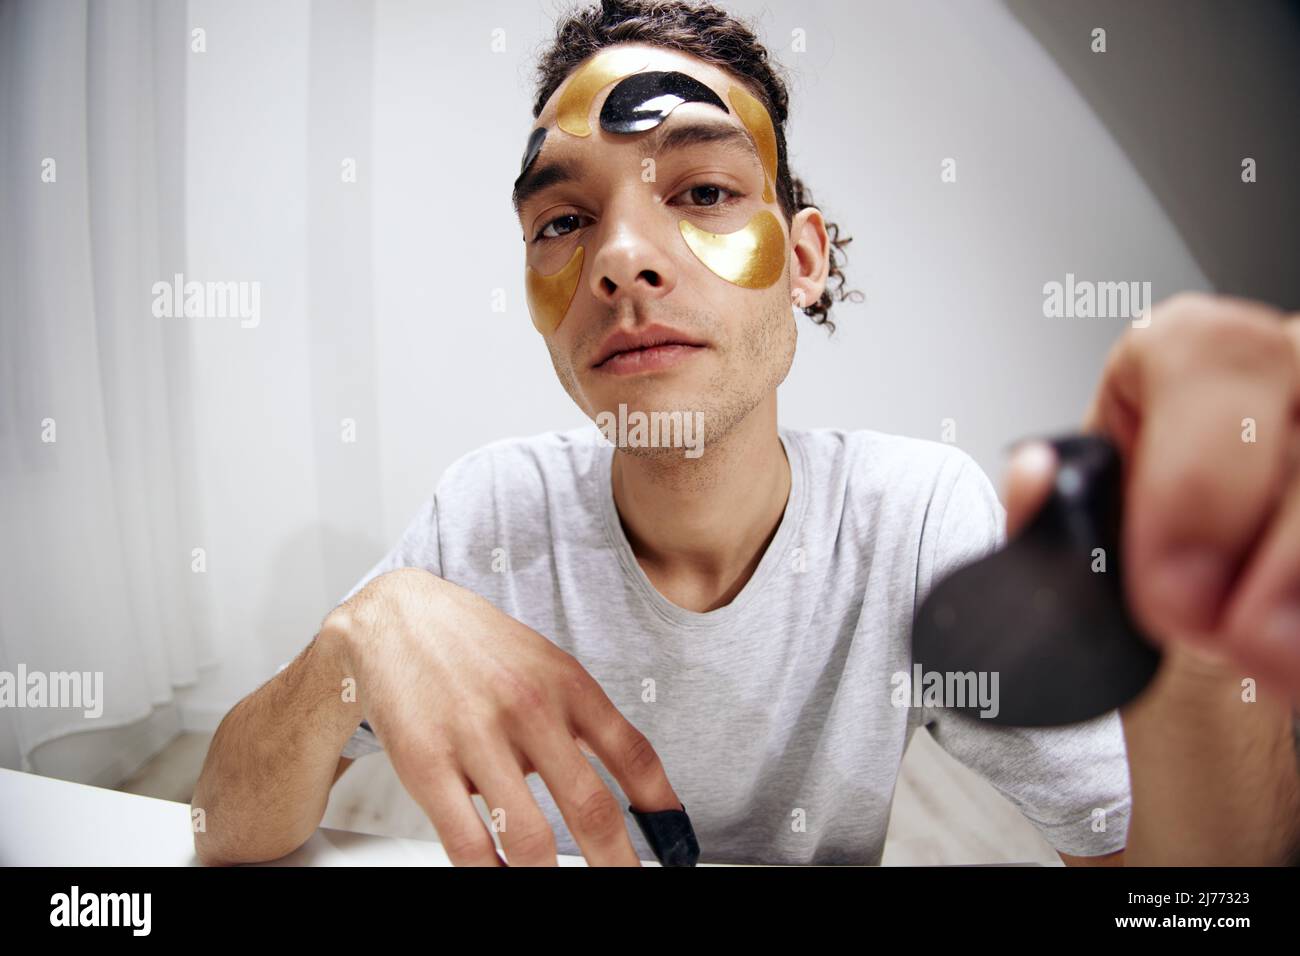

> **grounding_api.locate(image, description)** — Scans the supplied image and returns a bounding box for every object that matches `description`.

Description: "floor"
[117,727,1063,865]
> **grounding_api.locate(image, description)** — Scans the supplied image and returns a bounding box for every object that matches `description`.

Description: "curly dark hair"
[529,0,862,332]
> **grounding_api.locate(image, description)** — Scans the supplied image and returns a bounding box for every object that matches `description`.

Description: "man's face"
[513,44,815,456]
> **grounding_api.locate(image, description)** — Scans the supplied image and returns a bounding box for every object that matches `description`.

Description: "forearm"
[191,622,362,865]
[1119,642,1300,865]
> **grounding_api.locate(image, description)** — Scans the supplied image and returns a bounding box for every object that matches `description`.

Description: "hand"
[1003,293,1300,699]
[324,567,683,866]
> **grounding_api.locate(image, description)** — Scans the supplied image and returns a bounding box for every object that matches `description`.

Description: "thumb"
[1002,439,1057,540]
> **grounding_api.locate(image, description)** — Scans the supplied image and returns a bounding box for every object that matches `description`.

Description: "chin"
[589,382,705,418]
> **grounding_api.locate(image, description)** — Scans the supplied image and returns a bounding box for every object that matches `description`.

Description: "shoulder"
[789,426,991,510]
[787,427,1004,578]
[433,425,601,509]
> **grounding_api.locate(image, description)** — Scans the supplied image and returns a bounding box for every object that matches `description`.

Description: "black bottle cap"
[628,802,700,866]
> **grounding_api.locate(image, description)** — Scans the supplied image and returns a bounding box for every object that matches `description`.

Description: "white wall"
[177,0,328,722]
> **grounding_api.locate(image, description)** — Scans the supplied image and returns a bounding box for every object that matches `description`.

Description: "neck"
[609,394,790,612]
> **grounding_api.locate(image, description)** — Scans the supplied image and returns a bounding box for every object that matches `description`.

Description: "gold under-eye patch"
[727,86,778,205]
[525,245,585,334]
[556,47,649,137]
[678,210,784,289]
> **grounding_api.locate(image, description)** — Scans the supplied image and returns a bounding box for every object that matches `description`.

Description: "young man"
[192,0,1300,867]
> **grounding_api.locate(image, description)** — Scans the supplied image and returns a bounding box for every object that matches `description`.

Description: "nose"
[588,203,678,308]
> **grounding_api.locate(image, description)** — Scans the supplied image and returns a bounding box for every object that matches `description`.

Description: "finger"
[1220,471,1300,697]
[391,750,505,867]
[566,671,682,818]
[1002,440,1057,540]
[1118,301,1297,640]
[458,734,560,867]
[518,718,643,866]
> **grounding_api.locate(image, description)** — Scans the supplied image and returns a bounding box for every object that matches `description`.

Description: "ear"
[788,206,830,312]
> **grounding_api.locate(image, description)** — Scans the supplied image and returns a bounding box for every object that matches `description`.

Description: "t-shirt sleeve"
[313,493,442,759]
[915,451,1132,858]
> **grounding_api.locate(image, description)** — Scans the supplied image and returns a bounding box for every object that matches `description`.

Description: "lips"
[592,324,707,369]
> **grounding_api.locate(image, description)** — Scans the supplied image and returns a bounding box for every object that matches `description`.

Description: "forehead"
[533,43,748,132]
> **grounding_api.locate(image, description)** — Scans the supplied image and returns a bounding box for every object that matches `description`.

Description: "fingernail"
[1147,547,1228,629]
[1013,440,1056,475]
[1003,435,1047,457]
[628,803,700,867]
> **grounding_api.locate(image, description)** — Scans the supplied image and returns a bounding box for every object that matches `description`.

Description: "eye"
[671,184,737,208]
[536,213,589,241]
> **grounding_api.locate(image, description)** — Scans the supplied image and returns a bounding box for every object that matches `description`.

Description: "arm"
[1046,646,1297,868]
[1003,294,1300,865]
[1118,643,1299,865]
[195,567,688,867]
[1060,849,1124,866]
[191,621,362,865]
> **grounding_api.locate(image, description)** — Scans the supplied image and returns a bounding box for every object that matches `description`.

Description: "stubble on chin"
[544,290,797,453]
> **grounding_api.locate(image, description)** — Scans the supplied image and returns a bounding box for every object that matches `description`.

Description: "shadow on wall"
[1005,0,1300,310]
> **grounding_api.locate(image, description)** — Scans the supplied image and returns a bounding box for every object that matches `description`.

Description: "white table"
[0,767,679,866]
[1,768,1047,866]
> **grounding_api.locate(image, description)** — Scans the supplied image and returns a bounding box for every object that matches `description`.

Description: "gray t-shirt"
[330,425,1131,864]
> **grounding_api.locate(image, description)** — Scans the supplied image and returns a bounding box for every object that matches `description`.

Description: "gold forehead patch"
[556,47,650,137]
[727,86,778,205]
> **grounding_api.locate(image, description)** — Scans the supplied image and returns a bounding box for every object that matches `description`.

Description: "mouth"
[592,325,708,374]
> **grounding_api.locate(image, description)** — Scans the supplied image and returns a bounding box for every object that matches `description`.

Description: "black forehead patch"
[598,71,729,134]
[514,126,547,186]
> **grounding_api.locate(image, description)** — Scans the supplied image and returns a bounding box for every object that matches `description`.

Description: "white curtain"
[0,0,208,779]
[0,0,385,784]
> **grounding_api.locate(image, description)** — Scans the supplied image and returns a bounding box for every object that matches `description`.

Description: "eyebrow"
[646,120,758,163]
[512,158,581,217]
[511,119,761,218]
